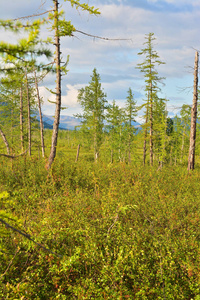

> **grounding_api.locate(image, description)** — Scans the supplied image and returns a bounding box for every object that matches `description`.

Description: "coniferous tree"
[153,97,168,165]
[188,51,199,170]
[180,104,191,162]
[124,88,137,163]
[0,1,100,166]
[137,33,165,166]
[33,68,45,157]
[47,0,100,169]
[77,68,107,162]
[106,100,124,163]
[0,19,51,156]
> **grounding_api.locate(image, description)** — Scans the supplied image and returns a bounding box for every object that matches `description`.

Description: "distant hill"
[130,121,141,129]
[35,114,81,130]
[35,113,141,131]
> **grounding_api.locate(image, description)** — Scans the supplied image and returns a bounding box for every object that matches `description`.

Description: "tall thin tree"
[34,69,45,157]
[124,88,137,164]
[47,0,100,169]
[137,33,165,166]
[77,68,107,162]
[188,51,199,171]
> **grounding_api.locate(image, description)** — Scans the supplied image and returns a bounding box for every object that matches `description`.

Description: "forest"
[1,0,200,299]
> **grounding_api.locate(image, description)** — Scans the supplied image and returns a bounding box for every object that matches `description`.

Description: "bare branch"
[75,29,132,42]
[0,218,62,257]
[0,149,28,159]
[107,214,119,237]
[0,247,20,279]
[12,10,53,21]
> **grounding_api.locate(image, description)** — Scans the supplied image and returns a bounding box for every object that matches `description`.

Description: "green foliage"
[57,20,75,37]
[106,100,125,162]
[66,0,100,15]
[1,147,200,298]
[137,33,166,166]
[77,68,107,161]
[124,88,138,163]
[137,32,165,95]
[0,5,200,298]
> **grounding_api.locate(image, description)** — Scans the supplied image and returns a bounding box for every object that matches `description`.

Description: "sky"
[0,0,200,122]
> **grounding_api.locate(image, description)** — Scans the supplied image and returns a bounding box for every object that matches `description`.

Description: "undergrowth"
[0,157,200,299]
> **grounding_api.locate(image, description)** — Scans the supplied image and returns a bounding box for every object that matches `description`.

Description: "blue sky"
[0,0,200,121]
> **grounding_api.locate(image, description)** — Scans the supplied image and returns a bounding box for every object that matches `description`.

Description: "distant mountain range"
[36,114,81,130]
[36,113,141,131]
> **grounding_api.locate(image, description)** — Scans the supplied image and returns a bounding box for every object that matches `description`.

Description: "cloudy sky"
[0,0,200,121]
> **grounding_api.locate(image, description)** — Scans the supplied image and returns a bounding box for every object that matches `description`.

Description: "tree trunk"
[20,84,24,152]
[149,82,153,166]
[188,51,199,171]
[128,130,131,164]
[128,116,132,164]
[143,133,147,166]
[119,125,122,162]
[180,126,185,163]
[75,144,80,162]
[0,127,10,155]
[94,131,97,162]
[143,93,149,166]
[48,0,61,169]
[25,68,31,156]
[34,69,45,157]
[111,149,113,163]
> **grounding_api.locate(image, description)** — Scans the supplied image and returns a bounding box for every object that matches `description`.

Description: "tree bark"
[0,127,10,155]
[143,93,149,166]
[48,0,61,169]
[180,125,185,163]
[25,68,31,156]
[128,118,131,164]
[188,51,199,171]
[75,144,80,162]
[149,82,153,166]
[34,69,45,157]
[20,84,24,152]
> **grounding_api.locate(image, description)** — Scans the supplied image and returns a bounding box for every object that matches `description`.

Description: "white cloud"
[147,0,200,5]
[0,0,200,117]
[39,84,82,108]
[61,84,82,107]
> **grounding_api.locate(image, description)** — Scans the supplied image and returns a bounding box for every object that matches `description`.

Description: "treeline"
[0,29,199,169]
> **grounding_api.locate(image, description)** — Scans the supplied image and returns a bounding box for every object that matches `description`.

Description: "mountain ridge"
[36,113,141,130]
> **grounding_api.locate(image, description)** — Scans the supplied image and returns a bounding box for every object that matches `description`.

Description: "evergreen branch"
[66,0,100,15]
[0,218,62,257]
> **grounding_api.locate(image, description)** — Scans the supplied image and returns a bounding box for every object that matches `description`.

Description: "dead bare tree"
[188,51,199,171]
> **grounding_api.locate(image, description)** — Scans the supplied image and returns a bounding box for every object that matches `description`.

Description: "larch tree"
[33,68,46,157]
[137,32,165,166]
[124,88,137,164]
[188,51,199,171]
[47,0,100,169]
[180,104,191,163]
[0,18,52,157]
[77,68,107,162]
[153,97,168,165]
[106,100,124,163]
